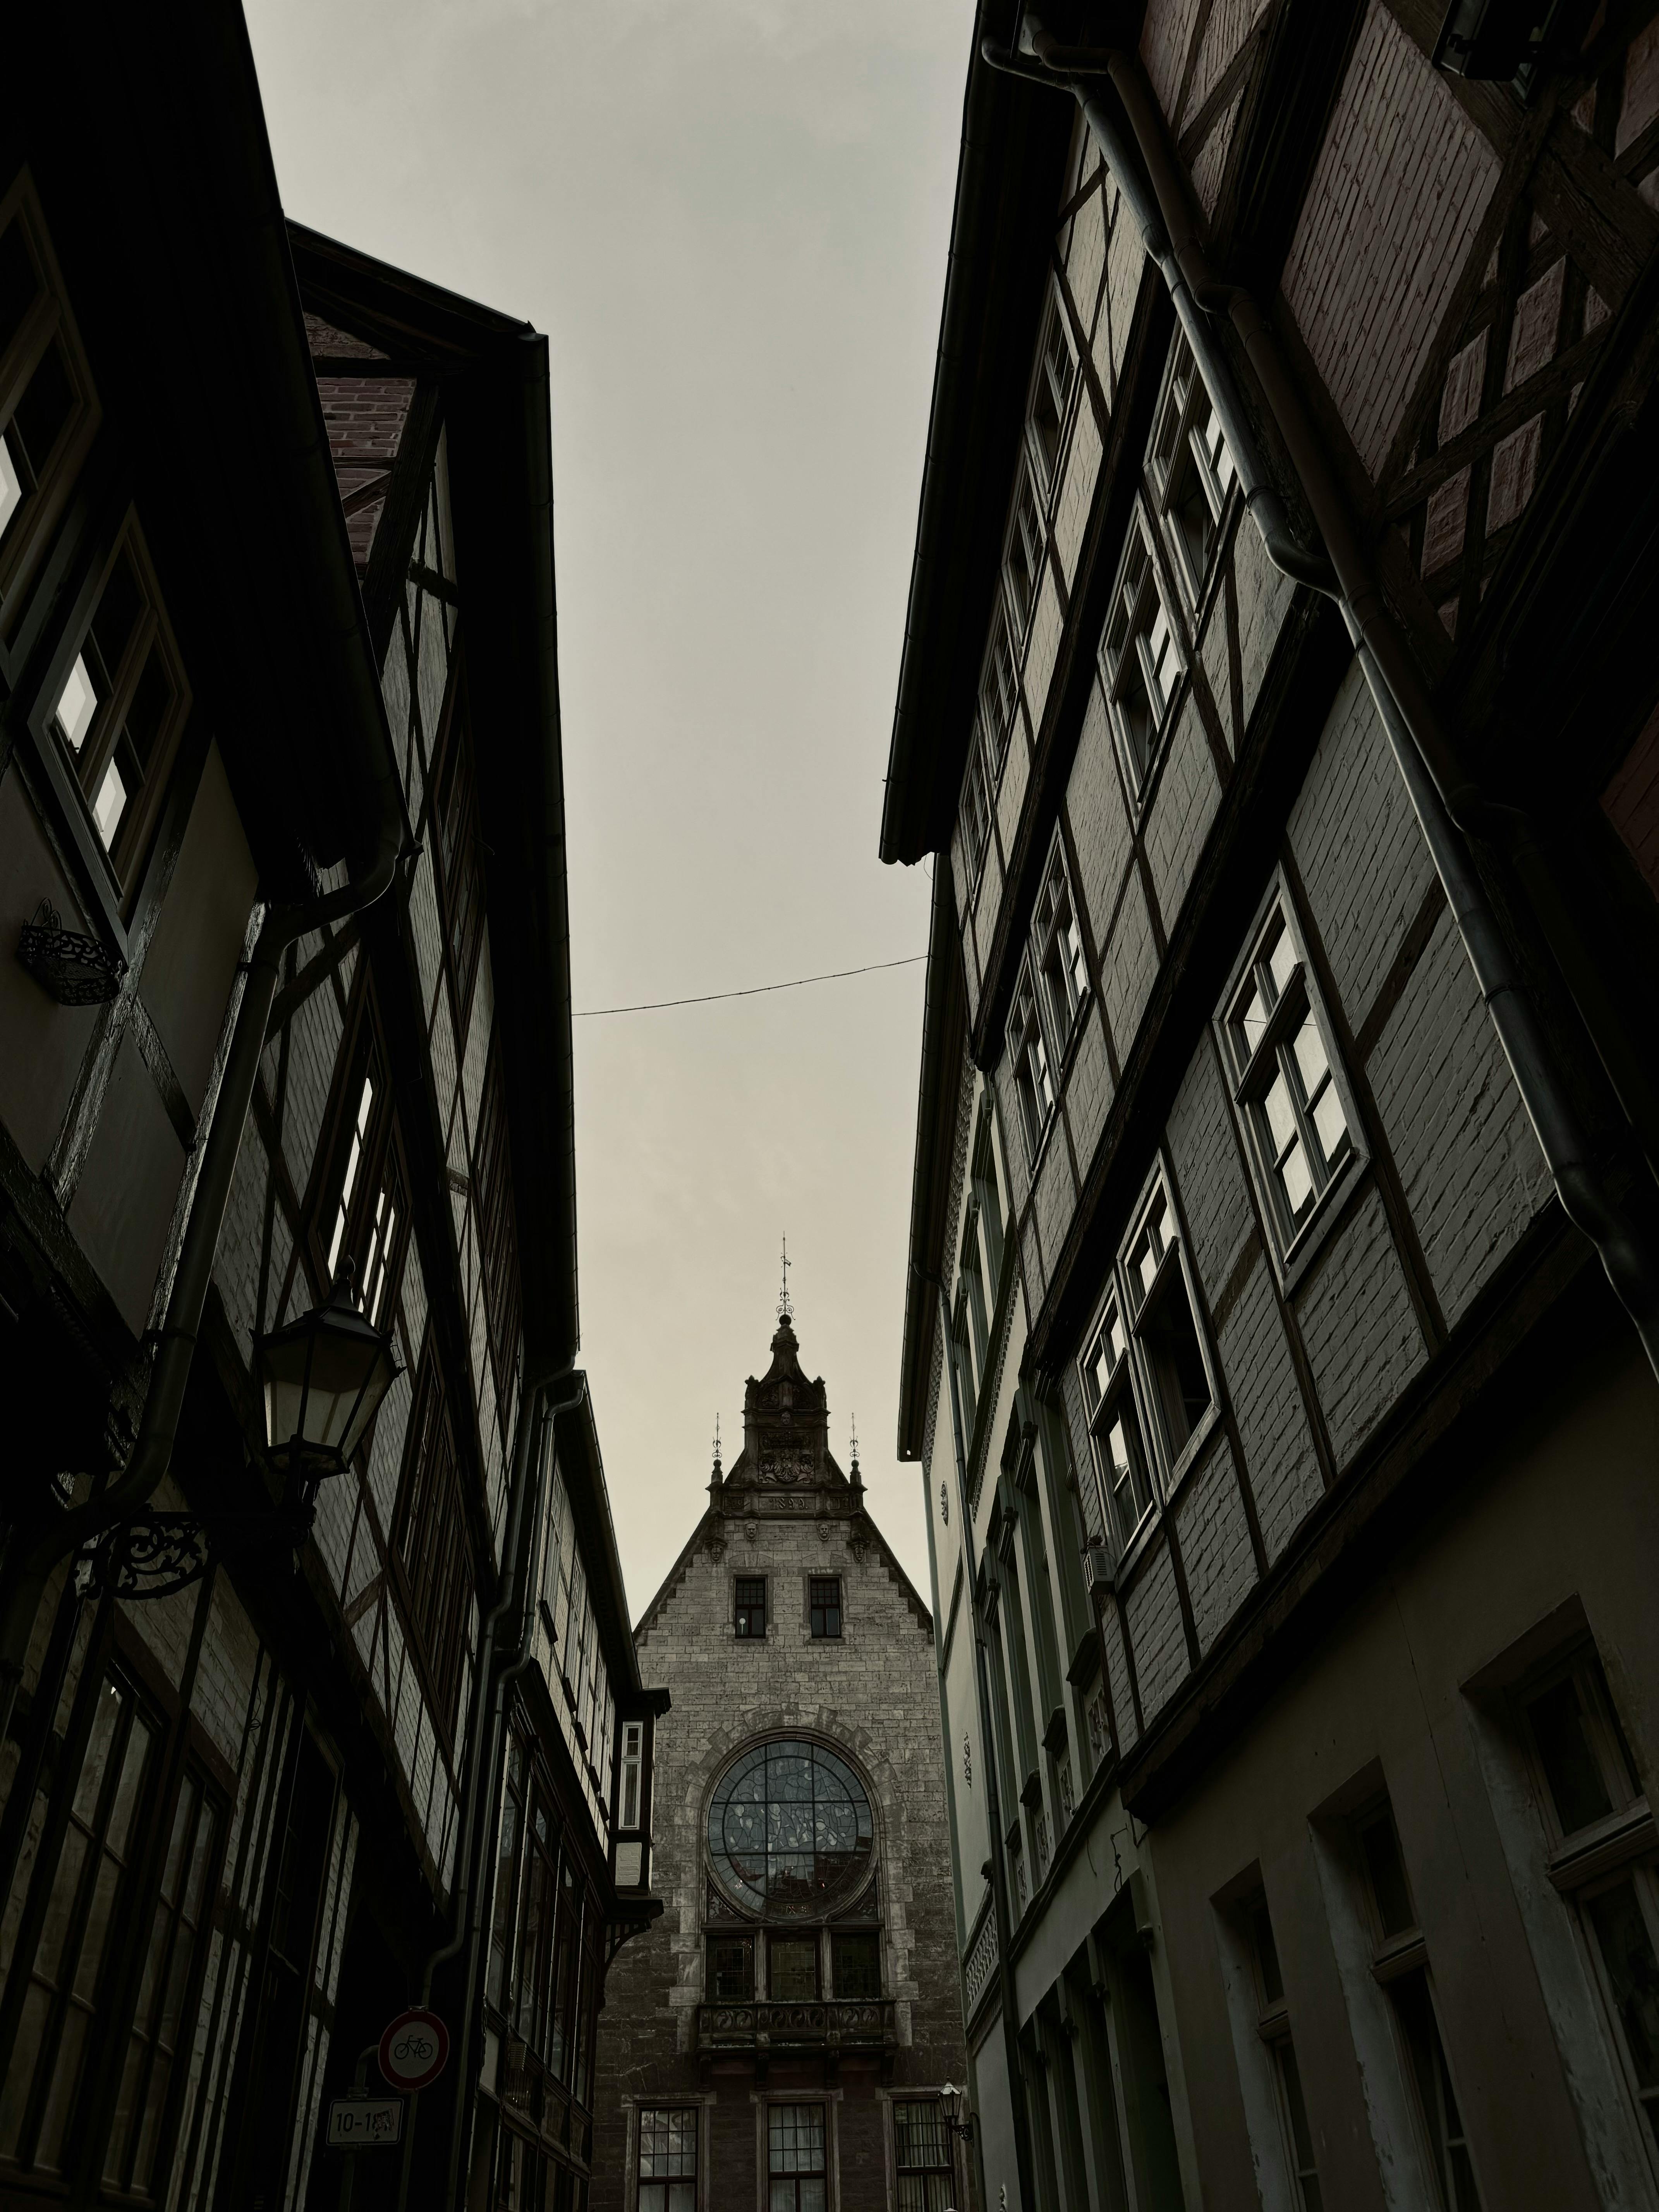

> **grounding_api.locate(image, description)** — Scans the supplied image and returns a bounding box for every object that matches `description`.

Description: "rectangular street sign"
[326,2097,404,2148]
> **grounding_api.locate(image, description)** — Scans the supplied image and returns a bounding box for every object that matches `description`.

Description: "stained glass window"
[708,1742,873,1917]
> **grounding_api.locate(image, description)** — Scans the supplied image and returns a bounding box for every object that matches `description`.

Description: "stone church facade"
[591,1310,971,2212]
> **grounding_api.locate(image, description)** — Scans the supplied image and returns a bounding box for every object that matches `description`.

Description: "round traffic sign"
[377,2008,449,2092]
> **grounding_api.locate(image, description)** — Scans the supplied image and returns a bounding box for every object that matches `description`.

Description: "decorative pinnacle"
[849,1412,860,1471]
[712,1413,722,1475]
[778,1233,793,1323]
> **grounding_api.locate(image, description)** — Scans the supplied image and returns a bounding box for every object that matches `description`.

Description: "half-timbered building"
[886,4,1659,2209]
[0,13,660,2212]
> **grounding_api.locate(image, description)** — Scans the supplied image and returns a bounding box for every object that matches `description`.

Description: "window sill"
[1549,1800,1656,1892]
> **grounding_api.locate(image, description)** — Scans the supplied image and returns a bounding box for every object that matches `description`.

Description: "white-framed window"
[1243,1893,1325,2212]
[619,1722,644,1830]
[1353,1803,1484,2211]
[1218,890,1360,1263]
[1003,462,1046,642]
[1518,1648,1659,2158]
[1032,833,1089,1057]
[1027,285,1080,502]
[1006,962,1056,1164]
[1149,333,1238,600]
[768,2104,827,2212]
[893,2100,953,2212]
[1098,516,1182,796]
[1079,1165,1216,1552]
[637,2107,696,2212]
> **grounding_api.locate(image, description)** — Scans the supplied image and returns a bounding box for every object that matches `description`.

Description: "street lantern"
[938,2082,974,2143]
[256,1264,400,1482]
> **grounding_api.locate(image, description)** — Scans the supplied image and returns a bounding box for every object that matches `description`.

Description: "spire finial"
[713,1412,722,1474]
[849,1411,859,1469]
[779,1233,793,1324]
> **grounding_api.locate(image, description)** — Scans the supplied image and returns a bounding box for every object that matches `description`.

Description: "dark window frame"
[637,2106,697,2212]
[766,2103,828,2212]
[1078,1159,1218,1558]
[390,1334,475,1741]
[1007,960,1057,1166]
[1352,1801,1484,2211]
[0,169,103,663]
[808,1579,842,1641]
[734,1578,767,1640]
[893,2099,952,2212]
[1147,331,1239,608]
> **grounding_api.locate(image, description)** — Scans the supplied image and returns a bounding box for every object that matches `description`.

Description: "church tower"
[590,1293,970,2211]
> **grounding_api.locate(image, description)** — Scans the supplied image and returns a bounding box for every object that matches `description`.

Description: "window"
[392,1342,473,1737]
[1032,836,1089,1054]
[473,1040,522,1388]
[1244,1893,1324,2212]
[769,1936,819,2000]
[637,2109,696,2212]
[768,2104,827,2212]
[1221,896,1356,1256]
[45,521,188,897]
[1519,1650,1659,2152]
[981,609,1018,775]
[1354,1805,1482,2211]
[101,1764,222,2199]
[1082,1291,1153,1550]
[1079,1171,1214,1551]
[831,1931,880,1999]
[1007,963,1056,1162]
[0,179,99,631]
[433,685,485,1017]
[707,1935,754,2002]
[894,2101,952,2212]
[970,1102,1005,1283]
[1149,334,1238,597]
[959,721,993,875]
[1003,464,1046,639]
[0,1671,156,2176]
[320,1009,408,1326]
[619,1723,644,1831]
[1027,288,1079,499]
[735,1579,767,1640]
[1099,523,1181,794]
[951,1285,979,1443]
[707,1741,873,1916]
[809,1579,842,1640]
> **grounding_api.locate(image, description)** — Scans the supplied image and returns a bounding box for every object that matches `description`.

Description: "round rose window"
[708,1740,874,1916]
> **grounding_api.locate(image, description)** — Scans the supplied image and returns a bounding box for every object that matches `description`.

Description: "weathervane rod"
[779,1233,793,1322]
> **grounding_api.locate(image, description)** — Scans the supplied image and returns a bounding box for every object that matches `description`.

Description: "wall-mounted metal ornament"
[74,1504,311,1602]
[17,900,127,1006]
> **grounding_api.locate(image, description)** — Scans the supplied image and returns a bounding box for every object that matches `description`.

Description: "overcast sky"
[245,0,972,1617]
